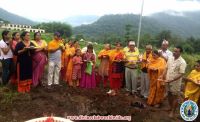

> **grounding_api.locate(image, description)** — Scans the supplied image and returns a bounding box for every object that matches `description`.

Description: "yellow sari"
[147,57,166,105]
[65,46,75,86]
[31,40,47,48]
[185,70,200,103]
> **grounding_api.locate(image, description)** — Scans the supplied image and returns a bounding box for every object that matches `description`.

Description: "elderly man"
[159,40,172,61]
[124,41,140,96]
[140,45,153,99]
[162,46,187,118]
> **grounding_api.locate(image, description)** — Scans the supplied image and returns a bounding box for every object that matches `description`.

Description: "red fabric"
[110,78,122,90]
[10,56,17,85]
[17,63,32,93]
[109,65,123,90]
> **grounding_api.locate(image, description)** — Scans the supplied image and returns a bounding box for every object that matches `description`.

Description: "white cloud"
[0,0,200,21]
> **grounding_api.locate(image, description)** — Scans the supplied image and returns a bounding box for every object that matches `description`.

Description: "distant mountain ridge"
[73,11,200,38]
[0,8,36,25]
[1,7,200,39]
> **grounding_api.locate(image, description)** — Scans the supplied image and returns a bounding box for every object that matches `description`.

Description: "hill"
[73,11,200,39]
[73,14,165,39]
[0,8,36,25]
[150,11,200,38]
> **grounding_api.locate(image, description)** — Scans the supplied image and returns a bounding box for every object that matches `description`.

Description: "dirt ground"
[0,68,199,122]
[0,80,193,122]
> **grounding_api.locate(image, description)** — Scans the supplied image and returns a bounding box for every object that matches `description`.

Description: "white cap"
[129,41,135,45]
[162,40,169,45]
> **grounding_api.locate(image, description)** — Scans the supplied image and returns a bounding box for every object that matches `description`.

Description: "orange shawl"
[147,57,166,105]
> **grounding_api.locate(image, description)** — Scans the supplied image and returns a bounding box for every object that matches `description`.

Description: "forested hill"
[0,8,36,25]
[73,11,200,39]
[150,11,200,38]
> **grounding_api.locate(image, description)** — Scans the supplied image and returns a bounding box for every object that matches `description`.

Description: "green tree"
[34,22,72,38]
[124,24,132,42]
[156,30,172,47]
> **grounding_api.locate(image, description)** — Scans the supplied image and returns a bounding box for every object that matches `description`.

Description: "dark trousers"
[1,58,14,85]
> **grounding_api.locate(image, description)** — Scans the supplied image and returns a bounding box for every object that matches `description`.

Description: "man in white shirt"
[162,46,187,118]
[159,40,172,61]
[0,30,14,85]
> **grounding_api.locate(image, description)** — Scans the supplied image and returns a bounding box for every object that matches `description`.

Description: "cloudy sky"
[0,0,200,21]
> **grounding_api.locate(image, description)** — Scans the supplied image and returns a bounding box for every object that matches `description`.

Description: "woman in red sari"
[31,32,47,87]
[14,31,35,93]
[107,42,125,96]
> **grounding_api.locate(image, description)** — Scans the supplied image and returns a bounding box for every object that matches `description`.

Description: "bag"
[85,62,93,75]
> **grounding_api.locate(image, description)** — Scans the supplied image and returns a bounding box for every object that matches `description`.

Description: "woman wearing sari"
[98,44,111,87]
[31,32,47,87]
[14,31,35,93]
[65,41,79,86]
[80,44,96,88]
[147,50,166,107]
[184,60,200,103]
[107,42,125,96]
[61,40,73,81]
[10,32,21,84]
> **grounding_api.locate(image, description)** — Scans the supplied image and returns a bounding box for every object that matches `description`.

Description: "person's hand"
[165,79,173,83]
[23,47,28,52]
[142,59,149,64]
[117,59,121,62]
[160,80,166,86]
[102,55,107,58]
[59,45,64,50]
[158,75,164,80]
[150,68,157,71]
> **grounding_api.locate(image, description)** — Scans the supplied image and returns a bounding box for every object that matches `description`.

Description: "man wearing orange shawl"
[47,32,65,89]
[65,41,79,86]
[184,60,200,103]
[147,50,166,107]
[107,42,125,96]
[98,44,111,87]
[140,45,153,99]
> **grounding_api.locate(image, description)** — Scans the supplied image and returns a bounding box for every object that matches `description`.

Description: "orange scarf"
[48,39,63,50]
[98,49,110,58]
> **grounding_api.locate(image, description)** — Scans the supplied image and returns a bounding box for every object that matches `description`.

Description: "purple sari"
[80,52,96,88]
[32,51,47,87]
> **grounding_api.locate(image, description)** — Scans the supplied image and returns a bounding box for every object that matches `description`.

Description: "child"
[72,48,83,87]
[80,44,96,88]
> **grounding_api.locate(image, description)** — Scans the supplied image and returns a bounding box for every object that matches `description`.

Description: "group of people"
[0,30,200,118]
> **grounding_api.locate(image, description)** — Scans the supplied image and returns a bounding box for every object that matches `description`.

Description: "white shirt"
[0,40,13,59]
[159,49,172,60]
[166,56,187,84]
